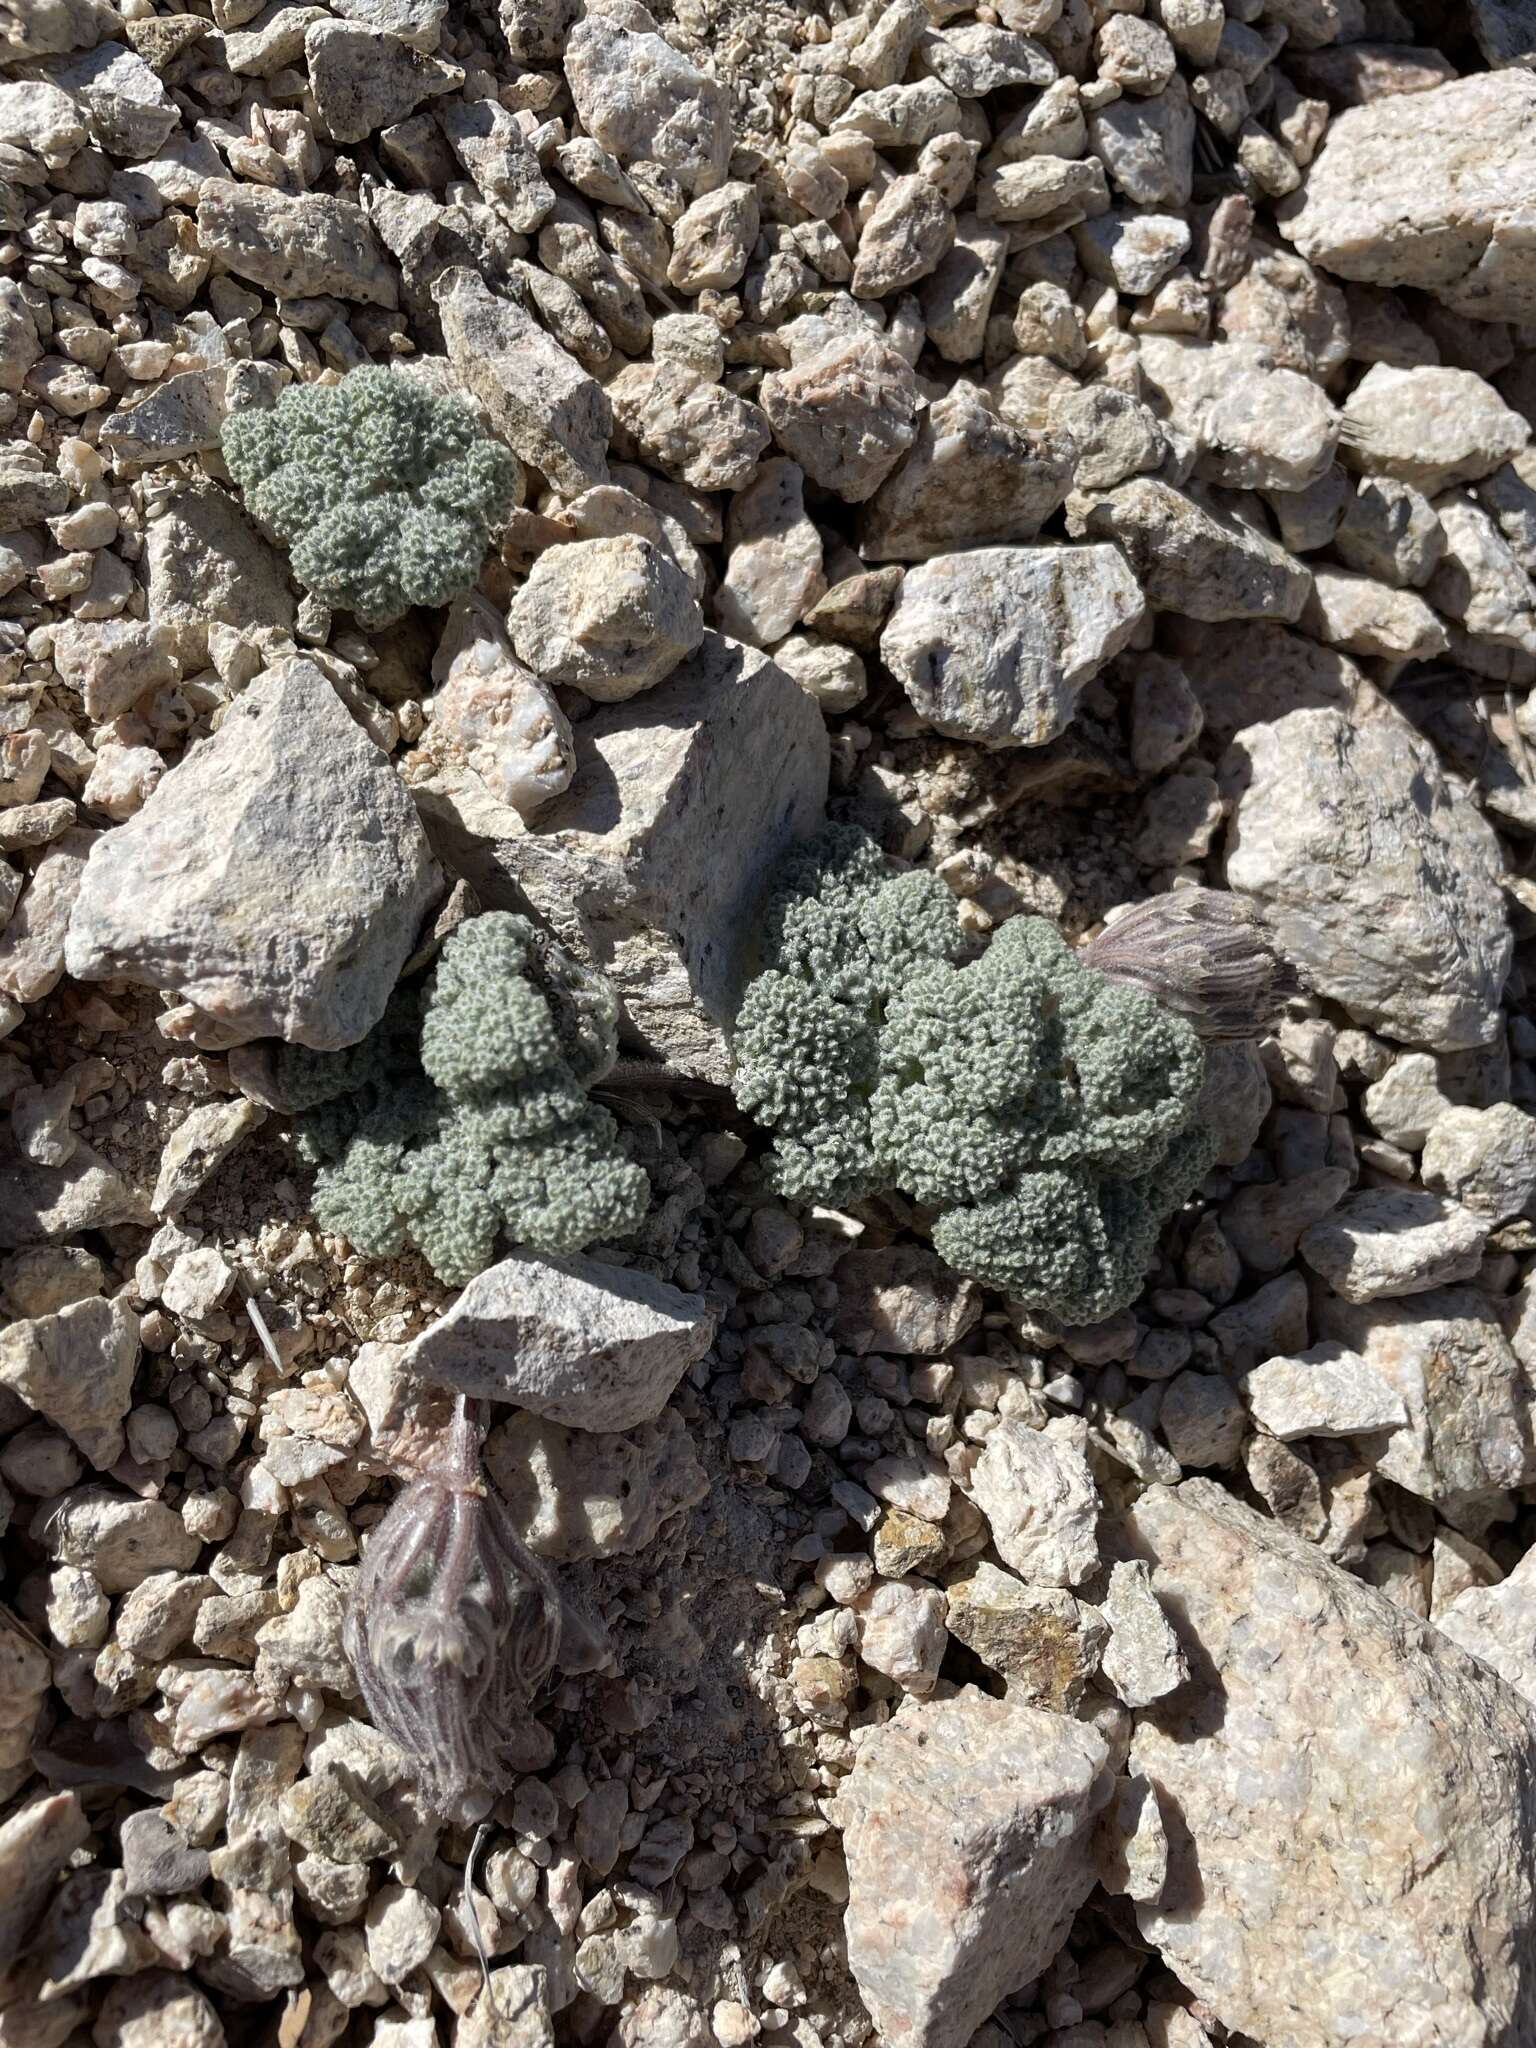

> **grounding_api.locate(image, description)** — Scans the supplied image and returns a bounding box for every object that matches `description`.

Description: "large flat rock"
[1119,1480,1536,2048]
[413,631,828,1084]
[1278,72,1536,322]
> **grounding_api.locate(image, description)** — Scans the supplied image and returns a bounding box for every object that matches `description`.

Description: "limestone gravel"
[6,1,1536,2044]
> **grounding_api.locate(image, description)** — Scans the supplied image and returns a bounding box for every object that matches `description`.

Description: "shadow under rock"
[554,1449,865,2026]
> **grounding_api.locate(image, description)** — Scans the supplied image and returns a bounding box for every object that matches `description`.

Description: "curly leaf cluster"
[221,367,520,629]
[732,828,1214,1323]
[284,913,649,1286]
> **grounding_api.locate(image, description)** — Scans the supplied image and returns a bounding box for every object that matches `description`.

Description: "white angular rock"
[970,1422,1102,1588]
[304,20,461,145]
[1073,207,1190,296]
[1099,1557,1187,1708]
[152,1096,267,1218]
[1478,449,1536,574]
[1299,567,1449,664]
[433,268,608,496]
[51,614,181,729]
[3,0,116,63]
[1223,702,1512,1052]
[1335,476,1446,589]
[977,154,1108,230]
[667,181,758,294]
[760,333,920,505]
[498,0,577,56]
[0,1295,139,1470]
[1121,1480,1536,2048]
[0,1141,147,1252]
[1363,1051,1459,1151]
[143,481,295,665]
[1422,1103,1536,1221]
[1095,1771,1169,1908]
[1437,1549,1536,1707]
[35,1487,200,1593]
[920,214,1009,363]
[53,40,179,156]
[1074,479,1311,622]
[1240,1341,1409,1439]
[852,174,956,299]
[1428,493,1536,663]
[607,359,770,495]
[511,536,703,701]
[65,662,439,1051]
[1050,384,1164,494]
[852,1578,948,1696]
[835,78,960,149]
[1278,71,1536,321]
[1340,365,1528,496]
[712,459,825,648]
[0,829,94,1008]
[1090,76,1194,207]
[196,179,398,306]
[419,594,574,824]
[1137,334,1339,493]
[429,633,826,1084]
[0,81,86,164]
[564,15,729,195]
[773,635,867,713]
[403,1249,716,1432]
[881,543,1145,748]
[439,98,555,233]
[1318,1285,1536,1530]
[1298,1188,1488,1301]
[837,1688,1111,2048]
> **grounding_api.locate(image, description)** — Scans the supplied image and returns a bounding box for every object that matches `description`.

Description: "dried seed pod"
[343,1396,561,1820]
[1079,887,1297,1040]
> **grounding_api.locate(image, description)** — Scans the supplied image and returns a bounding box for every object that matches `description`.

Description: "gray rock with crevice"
[426,632,826,1084]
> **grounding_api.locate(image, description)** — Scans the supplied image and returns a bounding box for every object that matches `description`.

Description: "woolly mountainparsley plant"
[278,913,649,1286]
[731,827,1223,1323]
[221,366,520,629]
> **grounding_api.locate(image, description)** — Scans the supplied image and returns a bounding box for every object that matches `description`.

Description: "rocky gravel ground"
[4,0,1536,2043]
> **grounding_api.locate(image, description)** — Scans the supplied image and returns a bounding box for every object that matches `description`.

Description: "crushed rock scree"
[4,0,1536,2044]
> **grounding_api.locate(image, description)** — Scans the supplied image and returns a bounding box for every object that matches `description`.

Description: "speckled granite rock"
[1278,72,1536,322]
[837,1686,1111,2048]
[1223,700,1512,1052]
[1119,1480,1536,2047]
[1316,1284,1536,1532]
